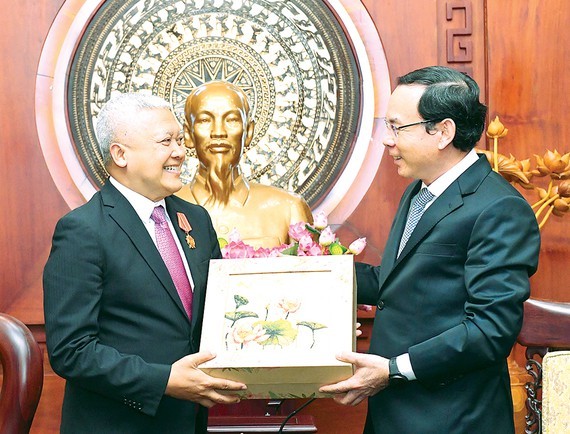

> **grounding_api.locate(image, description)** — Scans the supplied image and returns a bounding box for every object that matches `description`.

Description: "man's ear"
[438,118,456,150]
[184,123,195,150]
[109,142,127,167]
[244,119,255,148]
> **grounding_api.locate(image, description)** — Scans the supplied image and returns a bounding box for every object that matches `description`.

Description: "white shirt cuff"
[396,353,416,381]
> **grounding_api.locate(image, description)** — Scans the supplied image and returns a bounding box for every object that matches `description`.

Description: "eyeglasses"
[382,118,437,138]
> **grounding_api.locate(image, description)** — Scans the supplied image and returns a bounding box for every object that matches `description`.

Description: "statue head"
[184,81,255,174]
[184,81,255,204]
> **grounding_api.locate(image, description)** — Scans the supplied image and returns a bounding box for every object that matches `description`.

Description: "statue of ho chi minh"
[176,81,313,248]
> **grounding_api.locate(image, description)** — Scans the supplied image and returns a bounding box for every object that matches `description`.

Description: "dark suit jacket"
[356,155,540,434]
[43,181,221,434]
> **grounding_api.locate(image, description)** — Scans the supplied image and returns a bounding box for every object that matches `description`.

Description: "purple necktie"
[151,206,193,319]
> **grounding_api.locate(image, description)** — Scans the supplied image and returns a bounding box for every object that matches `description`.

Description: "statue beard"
[203,158,235,206]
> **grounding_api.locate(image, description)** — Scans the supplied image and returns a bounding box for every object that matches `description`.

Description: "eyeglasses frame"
[382,118,438,138]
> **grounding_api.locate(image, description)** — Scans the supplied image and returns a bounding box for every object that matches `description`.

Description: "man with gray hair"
[44,92,246,433]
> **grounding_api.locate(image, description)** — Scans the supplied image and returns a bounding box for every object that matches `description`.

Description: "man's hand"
[355,322,362,338]
[319,351,389,406]
[165,351,247,408]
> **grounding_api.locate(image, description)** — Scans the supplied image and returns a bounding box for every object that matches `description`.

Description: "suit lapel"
[394,182,463,265]
[381,181,421,270]
[380,154,491,285]
[101,183,190,321]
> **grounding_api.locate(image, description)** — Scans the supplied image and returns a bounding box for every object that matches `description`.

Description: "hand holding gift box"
[199,218,362,399]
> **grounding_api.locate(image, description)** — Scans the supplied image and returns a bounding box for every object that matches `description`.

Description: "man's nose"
[171,141,186,159]
[211,120,227,138]
[382,134,396,148]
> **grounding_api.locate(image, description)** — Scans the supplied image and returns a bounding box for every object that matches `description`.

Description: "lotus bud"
[558,180,570,197]
[553,198,570,213]
[312,211,328,230]
[348,237,367,255]
[318,226,336,246]
[536,187,549,200]
[486,116,508,138]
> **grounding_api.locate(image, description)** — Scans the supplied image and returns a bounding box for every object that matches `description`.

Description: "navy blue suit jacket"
[356,155,540,433]
[44,181,221,433]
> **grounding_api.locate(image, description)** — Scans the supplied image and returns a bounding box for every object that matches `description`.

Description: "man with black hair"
[321,66,540,433]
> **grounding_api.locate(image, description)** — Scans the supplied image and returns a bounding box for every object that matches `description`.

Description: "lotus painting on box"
[199,254,356,399]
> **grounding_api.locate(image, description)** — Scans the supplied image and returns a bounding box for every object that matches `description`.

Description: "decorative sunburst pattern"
[67,0,360,206]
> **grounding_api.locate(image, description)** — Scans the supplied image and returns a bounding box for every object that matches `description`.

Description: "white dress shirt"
[109,177,195,289]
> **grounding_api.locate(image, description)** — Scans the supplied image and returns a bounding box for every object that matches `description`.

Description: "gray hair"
[95,92,171,166]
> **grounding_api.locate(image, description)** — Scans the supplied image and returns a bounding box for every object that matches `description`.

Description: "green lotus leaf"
[225,311,258,322]
[297,321,327,330]
[253,319,298,347]
[305,224,321,236]
[280,244,299,256]
[234,294,249,308]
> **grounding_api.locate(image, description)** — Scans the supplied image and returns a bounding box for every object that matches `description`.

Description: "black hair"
[398,66,487,151]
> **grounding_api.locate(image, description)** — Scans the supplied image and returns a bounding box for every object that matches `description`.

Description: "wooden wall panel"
[0,3,73,433]
[0,0,568,433]
[342,0,486,265]
[0,0,70,322]
[486,0,570,302]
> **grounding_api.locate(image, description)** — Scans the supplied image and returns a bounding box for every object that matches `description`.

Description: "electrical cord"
[277,397,317,433]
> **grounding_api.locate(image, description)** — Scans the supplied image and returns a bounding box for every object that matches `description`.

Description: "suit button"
[376,300,385,310]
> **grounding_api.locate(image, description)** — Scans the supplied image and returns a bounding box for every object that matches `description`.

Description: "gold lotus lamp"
[482,116,570,229]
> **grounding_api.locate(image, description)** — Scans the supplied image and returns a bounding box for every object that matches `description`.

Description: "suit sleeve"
[43,213,170,417]
[408,195,540,386]
[355,262,381,305]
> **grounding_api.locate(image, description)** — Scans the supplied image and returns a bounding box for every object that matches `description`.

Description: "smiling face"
[382,84,448,185]
[184,82,254,172]
[109,107,185,201]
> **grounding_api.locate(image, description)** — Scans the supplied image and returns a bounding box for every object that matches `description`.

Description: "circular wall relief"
[36,0,390,218]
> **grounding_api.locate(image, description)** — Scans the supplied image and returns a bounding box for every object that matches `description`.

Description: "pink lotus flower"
[318,226,336,246]
[288,221,311,242]
[222,240,256,259]
[232,323,269,344]
[298,242,324,256]
[312,211,328,230]
[298,234,315,251]
[348,237,367,255]
[253,247,282,258]
[221,218,366,259]
[278,298,301,315]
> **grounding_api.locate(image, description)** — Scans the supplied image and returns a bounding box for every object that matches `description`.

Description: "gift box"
[199,254,356,399]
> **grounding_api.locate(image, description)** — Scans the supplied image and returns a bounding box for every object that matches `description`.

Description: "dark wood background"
[1,0,568,432]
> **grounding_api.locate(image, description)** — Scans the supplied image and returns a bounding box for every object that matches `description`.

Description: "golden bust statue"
[176,81,313,248]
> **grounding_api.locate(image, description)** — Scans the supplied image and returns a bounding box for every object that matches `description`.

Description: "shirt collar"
[423,149,479,196]
[109,177,167,223]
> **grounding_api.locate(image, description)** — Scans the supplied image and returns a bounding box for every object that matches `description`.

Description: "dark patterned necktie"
[398,188,435,257]
[151,206,193,319]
